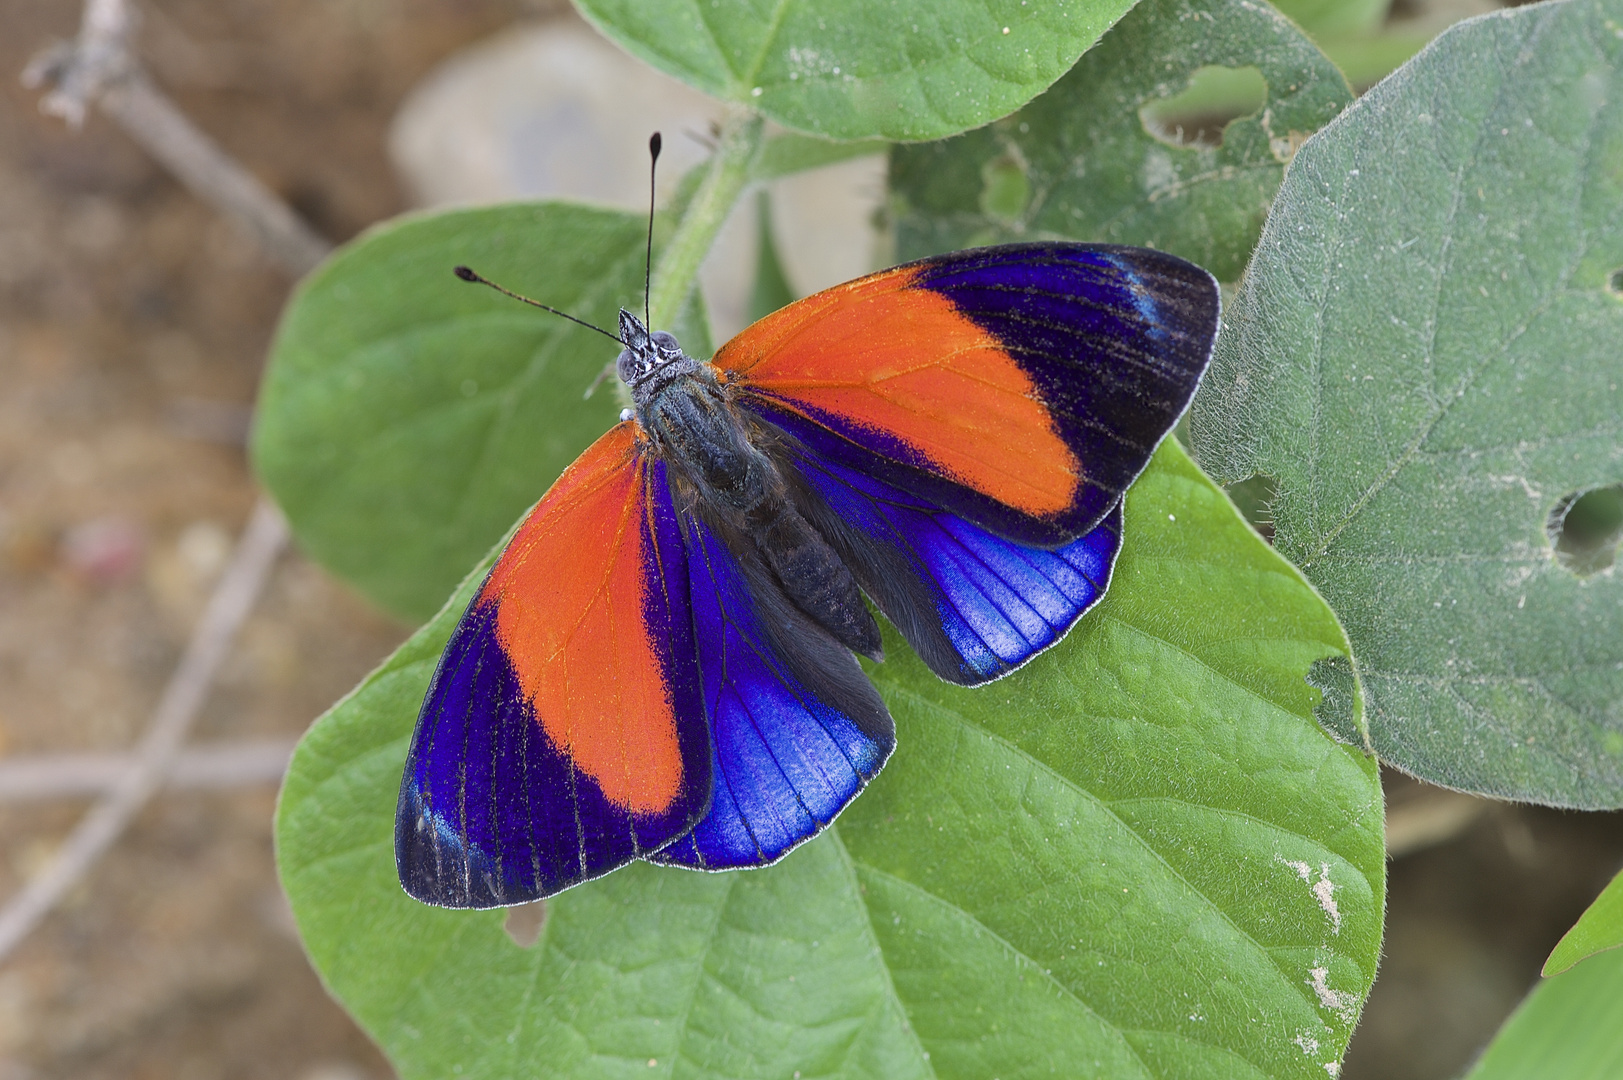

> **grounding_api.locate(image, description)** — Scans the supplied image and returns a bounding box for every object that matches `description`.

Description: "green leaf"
[251,203,708,621]
[1465,946,1623,1080]
[570,0,1138,142]
[1188,0,1623,806]
[1545,868,1623,977]
[276,438,1384,1080]
[889,0,1353,280]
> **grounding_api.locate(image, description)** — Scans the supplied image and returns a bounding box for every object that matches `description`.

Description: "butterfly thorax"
[615,309,882,661]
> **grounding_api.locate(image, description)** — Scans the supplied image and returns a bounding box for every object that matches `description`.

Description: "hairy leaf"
[277,439,1383,1080]
[1190,0,1623,806]
[571,0,1138,142]
[753,133,887,181]
[890,0,1353,280]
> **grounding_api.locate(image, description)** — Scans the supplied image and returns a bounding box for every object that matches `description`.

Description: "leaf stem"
[647,111,764,334]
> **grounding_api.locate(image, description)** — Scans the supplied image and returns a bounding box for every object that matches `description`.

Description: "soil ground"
[0,2,1616,1079]
[0,3,553,1077]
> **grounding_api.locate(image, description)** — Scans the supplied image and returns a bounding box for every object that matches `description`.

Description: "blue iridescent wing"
[648,513,893,871]
[769,436,1122,686]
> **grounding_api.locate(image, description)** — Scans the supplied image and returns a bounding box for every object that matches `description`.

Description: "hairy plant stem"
[647,111,764,334]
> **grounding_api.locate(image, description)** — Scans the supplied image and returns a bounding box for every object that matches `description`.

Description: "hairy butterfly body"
[397,242,1219,907]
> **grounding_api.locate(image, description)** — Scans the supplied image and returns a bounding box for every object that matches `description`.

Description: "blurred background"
[0,1,1618,1078]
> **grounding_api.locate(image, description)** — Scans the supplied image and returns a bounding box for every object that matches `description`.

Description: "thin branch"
[20,0,135,129]
[0,501,289,962]
[17,33,325,870]
[0,739,297,803]
[98,75,330,275]
[23,0,331,277]
[2,0,342,963]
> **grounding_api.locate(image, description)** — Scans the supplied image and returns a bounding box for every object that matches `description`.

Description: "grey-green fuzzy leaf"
[1189,0,1623,806]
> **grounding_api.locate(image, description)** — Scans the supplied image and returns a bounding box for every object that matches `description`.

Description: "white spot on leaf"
[1308,966,1359,1024]
[1280,858,1342,934]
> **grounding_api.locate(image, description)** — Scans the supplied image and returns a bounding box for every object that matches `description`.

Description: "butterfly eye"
[615,349,639,383]
[650,331,682,359]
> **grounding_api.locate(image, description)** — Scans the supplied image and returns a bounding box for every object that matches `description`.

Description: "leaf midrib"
[876,651,1347,1019]
[846,850,1154,1080]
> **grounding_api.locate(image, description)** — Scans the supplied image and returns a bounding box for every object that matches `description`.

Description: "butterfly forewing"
[395,423,711,906]
[720,243,1218,547]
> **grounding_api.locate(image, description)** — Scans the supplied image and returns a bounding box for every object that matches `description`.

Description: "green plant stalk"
[647,111,764,335]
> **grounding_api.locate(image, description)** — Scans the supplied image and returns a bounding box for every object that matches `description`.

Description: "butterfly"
[396,241,1219,908]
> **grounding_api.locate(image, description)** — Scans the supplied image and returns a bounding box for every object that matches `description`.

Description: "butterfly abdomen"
[641,372,880,661]
[748,499,881,660]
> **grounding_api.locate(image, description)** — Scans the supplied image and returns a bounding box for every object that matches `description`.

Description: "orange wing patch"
[478,423,683,816]
[715,266,1082,518]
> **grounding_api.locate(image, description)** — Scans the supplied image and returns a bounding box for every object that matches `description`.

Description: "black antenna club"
[645,131,662,332]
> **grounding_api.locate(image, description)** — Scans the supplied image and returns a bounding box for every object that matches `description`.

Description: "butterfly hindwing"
[719,243,1217,547]
[775,437,1123,686]
[648,510,894,871]
[395,423,711,907]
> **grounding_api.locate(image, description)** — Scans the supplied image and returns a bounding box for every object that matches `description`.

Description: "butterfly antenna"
[645,131,662,332]
[452,266,625,345]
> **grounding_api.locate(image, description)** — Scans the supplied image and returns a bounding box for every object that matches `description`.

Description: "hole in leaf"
[1140,66,1269,150]
[1548,484,1623,576]
[1224,474,1279,543]
[978,150,1031,224]
[1608,268,1623,298]
[503,900,548,948]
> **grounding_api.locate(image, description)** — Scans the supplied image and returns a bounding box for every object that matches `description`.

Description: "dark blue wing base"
[650,452,1119,871]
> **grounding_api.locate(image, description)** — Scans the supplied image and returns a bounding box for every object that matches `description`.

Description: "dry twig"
[0,739,297,803]
[0,502,290,961]
[23,0,330,276]
[5,0,336,964]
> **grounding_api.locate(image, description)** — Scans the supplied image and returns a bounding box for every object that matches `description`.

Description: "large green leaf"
[889,0,1353,280]
[276,439,1384,1080]
[252,204,708,621]
[1545,868,1623,977]
[570,0,1138,142]
[1465,946,1623,1080]
[1188,0,1623,806]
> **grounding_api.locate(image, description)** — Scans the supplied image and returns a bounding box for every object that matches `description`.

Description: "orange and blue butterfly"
[395,232,1219,908]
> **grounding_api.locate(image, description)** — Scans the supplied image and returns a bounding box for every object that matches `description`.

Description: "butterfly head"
[617,310,698,401]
